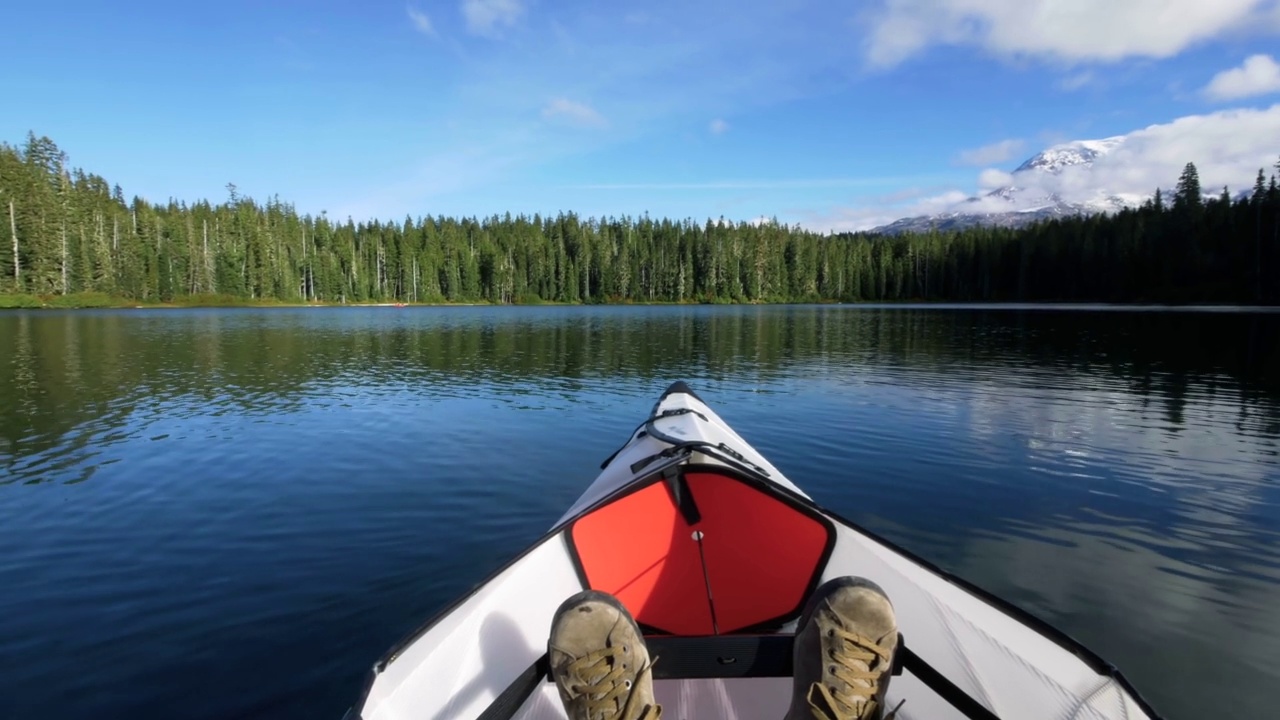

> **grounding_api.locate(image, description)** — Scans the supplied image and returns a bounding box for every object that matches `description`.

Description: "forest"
[1,132,1278,306]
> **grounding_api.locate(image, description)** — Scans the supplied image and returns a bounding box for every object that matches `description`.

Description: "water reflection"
[946,521,1279,718]
[0,306,1277,720]
[3,307,1278,485]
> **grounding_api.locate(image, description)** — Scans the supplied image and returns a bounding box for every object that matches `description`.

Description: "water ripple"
[0,306,1278,719]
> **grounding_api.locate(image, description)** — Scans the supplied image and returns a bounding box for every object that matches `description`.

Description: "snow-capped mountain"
[873,136,1144,234]
[1013,137,1125,173]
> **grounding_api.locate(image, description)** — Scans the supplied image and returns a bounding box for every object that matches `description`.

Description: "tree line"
[2,133,1278,305]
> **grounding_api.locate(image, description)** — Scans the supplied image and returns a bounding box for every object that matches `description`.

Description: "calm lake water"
[1,305,1278,720]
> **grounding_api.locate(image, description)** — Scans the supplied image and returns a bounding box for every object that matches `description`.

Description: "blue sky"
[3,0,1280,230]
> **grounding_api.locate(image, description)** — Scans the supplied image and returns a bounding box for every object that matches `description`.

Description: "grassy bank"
[0,293,503,309]
[0,293,317,309]
[0,293,743,309]
[0,292,129,309]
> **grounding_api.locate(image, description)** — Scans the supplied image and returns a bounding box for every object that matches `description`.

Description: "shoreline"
[2,293,1276,311]
[0,293,738,310]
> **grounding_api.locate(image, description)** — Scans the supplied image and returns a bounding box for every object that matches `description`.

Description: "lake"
[1,305,1277,720]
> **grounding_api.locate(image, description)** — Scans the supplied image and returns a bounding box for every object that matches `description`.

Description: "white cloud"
[978,168,1014,189]
[461,0,524,37]
[407,6,436,37]
[956,138,1025,166]
[1204,54,1280,100]
[863,0,1275,67]
[1067,105,1280,197]
[807,189,972,233]
[808,104,1280,232]
[709,118,730,135]
[542,98,608,128]
[958,107,1280,211]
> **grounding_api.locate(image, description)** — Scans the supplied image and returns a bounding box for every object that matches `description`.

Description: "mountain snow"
[873,136,1143,234]
[856,104,1280,235]
[1013,137,1126,173]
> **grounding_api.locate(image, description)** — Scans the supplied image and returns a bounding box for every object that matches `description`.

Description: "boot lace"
[806,627,902,720]
[563,646,660,720]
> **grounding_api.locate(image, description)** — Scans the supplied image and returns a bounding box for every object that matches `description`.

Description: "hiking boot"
[549,590,661,720]
[785,577,902,720]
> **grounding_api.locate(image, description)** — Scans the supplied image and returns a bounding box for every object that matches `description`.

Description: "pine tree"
[1175,162,1203,212]
[2,132,1279,307]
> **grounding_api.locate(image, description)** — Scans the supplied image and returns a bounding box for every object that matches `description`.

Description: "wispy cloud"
[338,2,878,221]
[955,139,1025,166]
[550,20,575,53]
[709,118,730,135]
[542,98,608,128]
[334,3,866,221]
[462,0,525,37]
[407,6,436,37]
[1204,54,1280,100]
[803,189,971,233]
[862,0,1277,67]
[1058,71,1095,91]
[566,177,942,191]
[873,186,951,204]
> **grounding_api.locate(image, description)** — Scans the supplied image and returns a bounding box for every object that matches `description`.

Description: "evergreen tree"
[1175,162,1203,212]
[0,132,1278,307]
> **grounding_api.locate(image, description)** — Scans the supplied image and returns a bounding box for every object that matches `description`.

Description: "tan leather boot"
[785,577,902,720]
[549,590,661,720]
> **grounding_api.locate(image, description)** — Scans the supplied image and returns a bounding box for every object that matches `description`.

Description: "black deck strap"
[475,652,550,720]
[629,441,708,474]
[599,408,709,469]
[476,640,1003,720]
[659,407,709,423]
[901,645,1002,720]
[712,442,770,477]
[663,467,702,525]
[476,635,795,720]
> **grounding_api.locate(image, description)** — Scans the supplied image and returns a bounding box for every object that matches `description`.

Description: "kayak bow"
[347,382,1162,720]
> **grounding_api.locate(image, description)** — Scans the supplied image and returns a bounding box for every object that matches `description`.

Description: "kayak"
[345,382,1163,720]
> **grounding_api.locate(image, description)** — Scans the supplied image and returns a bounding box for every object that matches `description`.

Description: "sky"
[3,0,1280,231]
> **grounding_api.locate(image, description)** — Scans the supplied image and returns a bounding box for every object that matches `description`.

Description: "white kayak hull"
[347,382,1163,720]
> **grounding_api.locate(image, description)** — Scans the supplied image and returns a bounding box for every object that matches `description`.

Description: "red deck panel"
[570,469,831,635]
